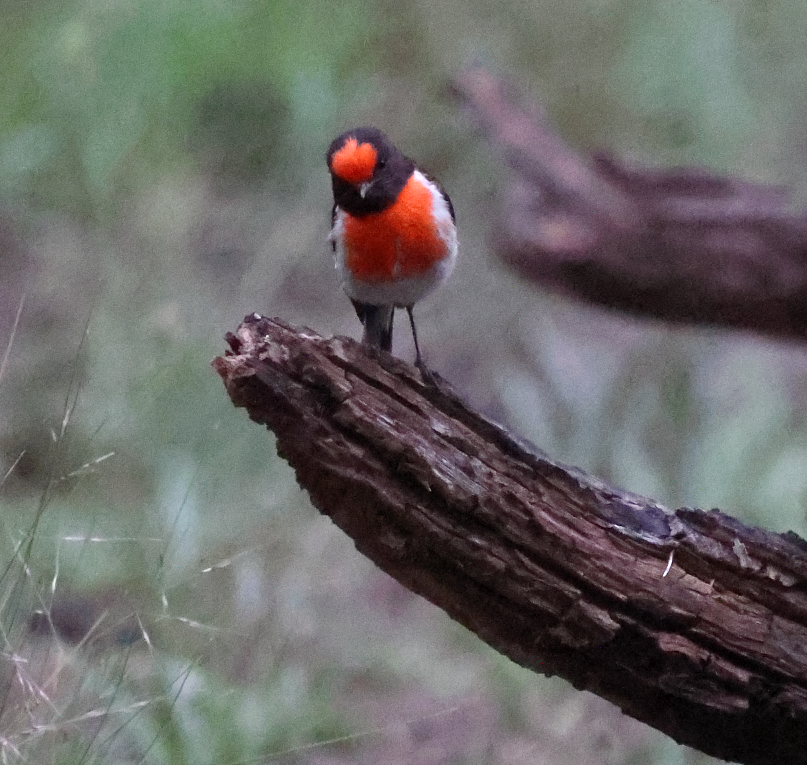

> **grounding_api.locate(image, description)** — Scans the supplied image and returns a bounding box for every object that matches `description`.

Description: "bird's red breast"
[342,173,449,283]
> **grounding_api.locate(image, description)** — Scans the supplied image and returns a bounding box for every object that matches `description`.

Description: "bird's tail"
[351,300,394,352]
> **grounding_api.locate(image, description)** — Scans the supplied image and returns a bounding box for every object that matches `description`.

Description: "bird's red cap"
[329,136,378,185]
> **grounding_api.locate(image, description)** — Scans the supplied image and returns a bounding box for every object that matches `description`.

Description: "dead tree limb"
[215,314,807,765]
[452,68,807,340]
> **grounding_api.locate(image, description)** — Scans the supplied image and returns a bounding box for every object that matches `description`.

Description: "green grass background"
[3,0,807,762]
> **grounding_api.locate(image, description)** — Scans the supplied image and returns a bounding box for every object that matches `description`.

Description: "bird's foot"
[416,359,439,387]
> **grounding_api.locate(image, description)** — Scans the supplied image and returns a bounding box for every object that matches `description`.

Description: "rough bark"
[214,314,807,765]
[452,68,807,340]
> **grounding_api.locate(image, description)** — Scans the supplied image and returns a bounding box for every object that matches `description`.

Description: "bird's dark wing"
[422,171,455,222]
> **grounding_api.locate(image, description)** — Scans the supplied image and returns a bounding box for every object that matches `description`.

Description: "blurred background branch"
[455,68,807,340]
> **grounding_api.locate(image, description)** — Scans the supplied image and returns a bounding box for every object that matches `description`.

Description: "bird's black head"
[327,127,414,216]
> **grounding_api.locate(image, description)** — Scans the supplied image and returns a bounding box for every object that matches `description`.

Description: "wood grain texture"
[214,315,807,765]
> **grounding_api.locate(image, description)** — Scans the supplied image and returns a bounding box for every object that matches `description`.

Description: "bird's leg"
[406,306,437,385]
[384,307,395,352]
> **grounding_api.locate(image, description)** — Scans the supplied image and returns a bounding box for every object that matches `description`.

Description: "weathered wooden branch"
[215,315,807,765]
[452,68,807,340]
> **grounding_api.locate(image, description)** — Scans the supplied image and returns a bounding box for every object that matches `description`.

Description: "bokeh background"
[3,0,807,762]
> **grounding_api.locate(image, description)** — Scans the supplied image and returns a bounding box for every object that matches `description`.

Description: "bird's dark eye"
[378,159,387,169]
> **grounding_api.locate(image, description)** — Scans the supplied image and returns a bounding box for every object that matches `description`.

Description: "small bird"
[327,127,457,375]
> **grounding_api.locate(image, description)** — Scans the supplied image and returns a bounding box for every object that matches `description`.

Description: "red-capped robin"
[326,127,457,375]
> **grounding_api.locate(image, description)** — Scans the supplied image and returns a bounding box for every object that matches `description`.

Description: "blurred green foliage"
[2,0,807,762]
